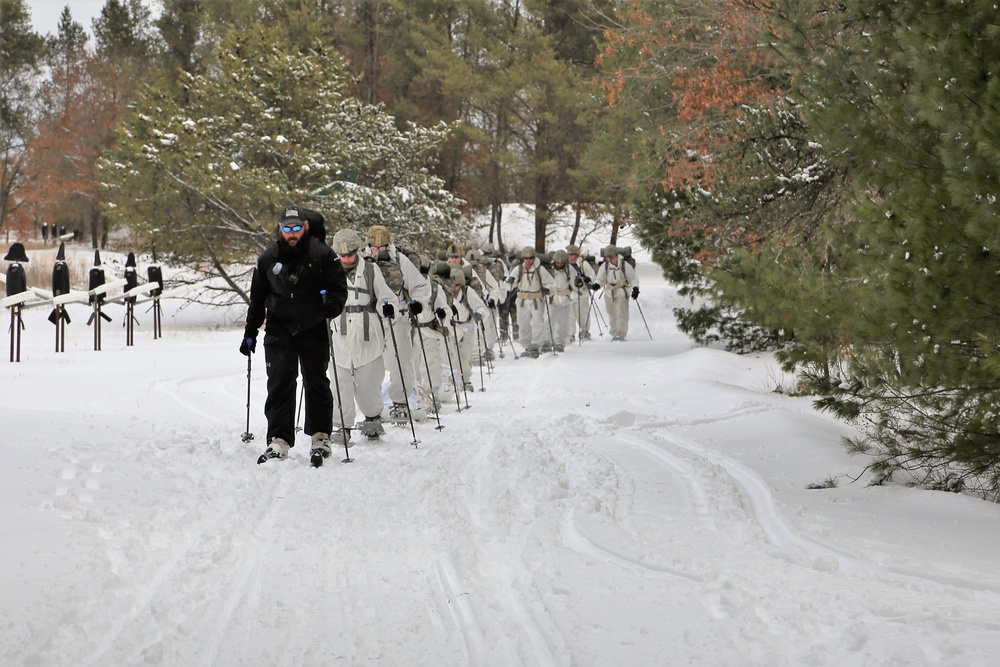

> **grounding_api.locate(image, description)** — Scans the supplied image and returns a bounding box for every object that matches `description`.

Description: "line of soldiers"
[354,230,642,422]
[242,206,640,462]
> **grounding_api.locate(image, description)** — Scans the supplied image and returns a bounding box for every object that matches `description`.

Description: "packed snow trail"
[4,265,1000,666]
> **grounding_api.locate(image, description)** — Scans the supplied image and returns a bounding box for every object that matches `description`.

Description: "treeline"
[598,0,1000,498]
[2,0,619,256]
[4,0,1000,495]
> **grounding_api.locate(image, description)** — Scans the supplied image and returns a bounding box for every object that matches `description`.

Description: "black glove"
[487,298,496,309]
[589,283,600,291]
[435,307,447,320]
[450,304,458,317]
[382,302,395,318]
[240,329,257,356]
[584,276,592,284]
[408,300,423,316]
[631,286,639,300]
[320,289,341,318]
[541,287,550,295]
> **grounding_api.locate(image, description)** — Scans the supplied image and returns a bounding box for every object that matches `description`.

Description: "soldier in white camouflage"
[566,244,598,341]
[364,225,431,424]
[329,229,400,442]
[595,244,639,341]
[505,247,555,358]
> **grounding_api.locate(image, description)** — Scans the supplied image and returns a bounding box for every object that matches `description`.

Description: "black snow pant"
[262,321,333,445]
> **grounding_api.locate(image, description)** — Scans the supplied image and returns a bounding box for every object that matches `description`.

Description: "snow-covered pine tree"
[100,23,466,305]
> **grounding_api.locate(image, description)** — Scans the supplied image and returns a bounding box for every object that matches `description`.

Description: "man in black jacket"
[241,206,348,463]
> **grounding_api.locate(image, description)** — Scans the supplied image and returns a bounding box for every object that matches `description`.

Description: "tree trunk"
[610,209,621,245]
[570,204,581,245]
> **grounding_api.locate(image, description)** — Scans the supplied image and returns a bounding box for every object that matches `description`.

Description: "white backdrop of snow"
[2,211,1000,666]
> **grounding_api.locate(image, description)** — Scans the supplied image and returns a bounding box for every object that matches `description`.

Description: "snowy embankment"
[3,257,1000,667]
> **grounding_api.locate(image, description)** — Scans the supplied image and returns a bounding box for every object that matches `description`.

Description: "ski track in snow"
[6,268,1000,666]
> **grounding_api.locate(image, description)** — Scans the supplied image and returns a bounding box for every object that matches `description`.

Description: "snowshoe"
[257,437,290,464]
[528,347,540,359]
[358,416,385,441]
[579,332,592,341]
[554,343,565,352]
[331,427,353,449]
[540,342,552,353]
[388,402,410,425]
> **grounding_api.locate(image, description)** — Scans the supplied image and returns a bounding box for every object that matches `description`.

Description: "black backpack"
[300,207,327,244]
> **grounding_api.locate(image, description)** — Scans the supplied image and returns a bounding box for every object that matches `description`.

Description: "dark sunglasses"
[282,224,304,233]
[338,251,357,258]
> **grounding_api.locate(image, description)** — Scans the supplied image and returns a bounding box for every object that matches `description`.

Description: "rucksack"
[618,245,637,269]
[299,207,326,244]
[486,256,507,285]
[373,244,421,297]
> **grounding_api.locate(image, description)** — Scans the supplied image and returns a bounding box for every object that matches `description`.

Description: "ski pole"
[474,318,486,391]
[490,301,505,359]
[322,290,353,463]
[241,344,254,443]
[479,319,494,375]
[385,308,420,447]
[634,296,653,340]
[506,307,520,359]
[450,321,472,409]
[295,384,304,433]
[587,288,605,337]
[411,313,444,430]
[440,317,464,413]
[542,292,558,356]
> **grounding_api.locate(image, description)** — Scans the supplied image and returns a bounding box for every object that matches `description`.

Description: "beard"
[277,234,309,262]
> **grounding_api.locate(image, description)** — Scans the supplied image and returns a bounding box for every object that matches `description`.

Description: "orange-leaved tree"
[23,40,133,248]
[592,0,847,357]
[593,0,806,259]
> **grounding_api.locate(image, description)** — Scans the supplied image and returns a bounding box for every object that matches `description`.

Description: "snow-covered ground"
[4,241,1000,667]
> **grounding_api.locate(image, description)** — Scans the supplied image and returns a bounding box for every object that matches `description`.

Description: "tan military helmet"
[366,225,391,246]
[566,244,581,255]
[521,246,536,259]
[603,244,618,258]
[450,267,466,285]
[447,242,464,257]
[552,249,568,265]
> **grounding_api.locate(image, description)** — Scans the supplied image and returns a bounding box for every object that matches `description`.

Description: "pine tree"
[770,0,1000,496]
[155,0,204,85]
[93,0,155,59]
[593,1,841,353]
[100,24,464,305]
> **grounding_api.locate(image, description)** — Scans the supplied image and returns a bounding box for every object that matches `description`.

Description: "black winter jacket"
[246,236,348,336]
